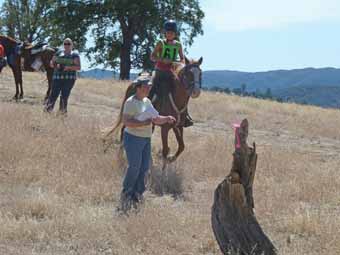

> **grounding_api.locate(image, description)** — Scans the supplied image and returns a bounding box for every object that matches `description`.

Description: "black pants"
[149,70,175,102]
[45,79,75,113]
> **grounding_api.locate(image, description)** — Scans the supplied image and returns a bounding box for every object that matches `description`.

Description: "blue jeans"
[122,131,151,199]
[45,79,75,113]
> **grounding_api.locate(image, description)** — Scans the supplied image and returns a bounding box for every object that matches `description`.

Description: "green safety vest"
[159,39,181,61]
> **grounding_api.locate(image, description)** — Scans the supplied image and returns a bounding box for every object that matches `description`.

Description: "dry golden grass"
[1,67,340,254]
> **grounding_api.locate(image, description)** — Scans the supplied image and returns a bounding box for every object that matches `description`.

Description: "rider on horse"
[150,20,194,127]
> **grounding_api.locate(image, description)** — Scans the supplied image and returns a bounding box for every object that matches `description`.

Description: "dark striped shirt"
[53,50,79,80]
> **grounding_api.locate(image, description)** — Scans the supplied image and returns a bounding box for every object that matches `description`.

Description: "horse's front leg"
[161,126,170,159]
[45,69,53,103]
[168,126,184,162]
[19,79,23,99]
[17,58,23,99]
[11,66,22,99]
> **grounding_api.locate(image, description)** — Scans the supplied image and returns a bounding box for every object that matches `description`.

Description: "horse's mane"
[172,58,201,76]
[0,35,18,43]
[172,62,185,76]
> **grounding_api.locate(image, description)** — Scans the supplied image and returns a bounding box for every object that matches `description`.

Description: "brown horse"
[107,57,203,162]
[153,57,203,162]
[21,42,56,102]
[0,35,23,99]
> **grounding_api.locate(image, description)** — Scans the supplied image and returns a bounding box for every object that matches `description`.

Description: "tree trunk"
[211,119,277,255]
[119,43,131,80]
[119,17,133,80]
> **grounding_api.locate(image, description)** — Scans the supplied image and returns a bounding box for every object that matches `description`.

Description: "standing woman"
[112,75,176,212]
[44,38,81,115]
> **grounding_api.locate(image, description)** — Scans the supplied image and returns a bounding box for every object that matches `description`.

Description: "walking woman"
[44,38,81,115]
[109,74,175,213]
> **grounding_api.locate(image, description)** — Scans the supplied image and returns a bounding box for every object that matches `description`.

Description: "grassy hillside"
[203,67,340,91]
[273,85,340,108]
[1,68,340,254]
[79,67,340,108]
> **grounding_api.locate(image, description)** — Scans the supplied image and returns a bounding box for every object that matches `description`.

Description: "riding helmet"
[164,20,177,33]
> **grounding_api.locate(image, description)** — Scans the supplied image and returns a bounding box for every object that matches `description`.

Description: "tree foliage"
[47,0,97,50]
[86,0,204,79]
[0,0,54,42]
[0,0,204,79]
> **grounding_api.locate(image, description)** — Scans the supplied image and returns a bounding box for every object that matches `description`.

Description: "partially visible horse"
[107,57,203,162]
[0,35,23,99]
[21,42,56,102]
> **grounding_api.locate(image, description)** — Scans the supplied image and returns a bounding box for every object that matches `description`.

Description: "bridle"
[167,63,202,126]
[178,63,202,96]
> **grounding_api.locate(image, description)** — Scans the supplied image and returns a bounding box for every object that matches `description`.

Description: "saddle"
[30,44,49,55]
[23,41,54,55]
[0,43,5,58]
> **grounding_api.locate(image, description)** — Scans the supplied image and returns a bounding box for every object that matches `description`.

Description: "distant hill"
[79,69,138,80]
[79,69,116,80]
[273,86,340,108]
[79,67,340,108]
[202,67,340,108]
[202,67,340,92]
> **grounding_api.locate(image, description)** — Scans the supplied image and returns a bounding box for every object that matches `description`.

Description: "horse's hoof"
[167,155,177,163]
[19,95,24,99]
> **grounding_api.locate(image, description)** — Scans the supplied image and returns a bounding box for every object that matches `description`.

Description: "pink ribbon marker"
[232,123,241,149]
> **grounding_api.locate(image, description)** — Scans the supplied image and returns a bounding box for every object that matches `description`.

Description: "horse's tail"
[105,83,136,142]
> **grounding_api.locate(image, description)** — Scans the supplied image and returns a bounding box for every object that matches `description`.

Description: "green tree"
[87,0,204,79]
[0,0,54,42]
[1,1,204,79]
[0,0,96,49]
[46,0,97,51]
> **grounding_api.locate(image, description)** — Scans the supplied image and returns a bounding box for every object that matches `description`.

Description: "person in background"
[44,38,81,115]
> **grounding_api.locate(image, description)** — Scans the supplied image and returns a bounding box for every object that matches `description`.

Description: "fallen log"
[211,119,277,255]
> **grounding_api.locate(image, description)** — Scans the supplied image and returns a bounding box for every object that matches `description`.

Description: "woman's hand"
[166,116,176,124]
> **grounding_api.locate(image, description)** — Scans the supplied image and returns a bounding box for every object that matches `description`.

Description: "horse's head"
[177,57,203,99]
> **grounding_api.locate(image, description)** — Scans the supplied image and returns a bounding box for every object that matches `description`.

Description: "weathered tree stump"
[211,119,277,255]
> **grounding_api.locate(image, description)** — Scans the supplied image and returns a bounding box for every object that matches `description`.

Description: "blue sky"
[1,0,340,71]
[188,0,340,71]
